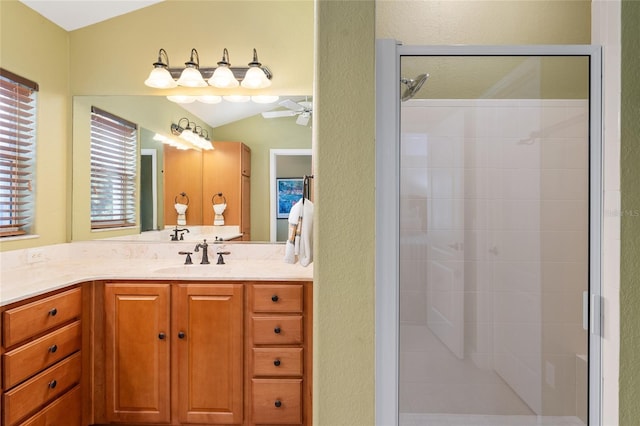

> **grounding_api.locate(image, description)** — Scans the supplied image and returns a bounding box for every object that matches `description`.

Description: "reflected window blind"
[0,69,38,238]
[90,107,137,229]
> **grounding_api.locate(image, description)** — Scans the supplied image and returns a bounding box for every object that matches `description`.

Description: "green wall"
[619,1,640,424]
[213,114,312,241]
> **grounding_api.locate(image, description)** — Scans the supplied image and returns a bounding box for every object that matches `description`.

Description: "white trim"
[269,149,313,242]
[374,40,603,426]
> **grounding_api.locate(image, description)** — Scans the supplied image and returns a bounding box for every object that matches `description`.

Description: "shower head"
[400,73,429,101]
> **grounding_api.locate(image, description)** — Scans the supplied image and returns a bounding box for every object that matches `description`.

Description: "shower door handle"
[448,242,463,251]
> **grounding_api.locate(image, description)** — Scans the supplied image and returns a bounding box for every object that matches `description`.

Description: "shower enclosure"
[376,42,602,426]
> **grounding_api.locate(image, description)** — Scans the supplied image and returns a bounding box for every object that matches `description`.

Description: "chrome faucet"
[194,239,210,264]
[171,226,189,241]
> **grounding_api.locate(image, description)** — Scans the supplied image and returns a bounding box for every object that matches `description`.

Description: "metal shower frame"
[374,40,603,426]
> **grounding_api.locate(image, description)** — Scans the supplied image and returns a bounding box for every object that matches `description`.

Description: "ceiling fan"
[261,99,313,126]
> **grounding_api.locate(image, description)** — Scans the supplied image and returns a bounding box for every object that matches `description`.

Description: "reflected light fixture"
[241,49,272,89]
[223,95,251,103]
[209,48,239,88]
[197,95,222,104]
[176,48,207,87]
[144,49,178,88]
[170,118,214,150]
[251,95,280,104]
[166,95,196,104]
[145,47,273,89]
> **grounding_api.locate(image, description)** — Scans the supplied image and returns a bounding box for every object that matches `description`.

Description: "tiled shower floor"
[399,324,585,426]
[400,413,585,426]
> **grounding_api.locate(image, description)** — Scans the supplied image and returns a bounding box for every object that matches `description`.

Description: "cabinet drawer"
[253,348,303,377]
[252,379,302,425]
[2,288,82,348]
[252,285,303,313]
[252,316,303,345]
[20,385,82,426]
[3,321,82,389]
[3,352,82,426]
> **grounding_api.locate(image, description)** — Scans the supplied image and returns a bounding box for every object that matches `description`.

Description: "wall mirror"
[71,95,312,243]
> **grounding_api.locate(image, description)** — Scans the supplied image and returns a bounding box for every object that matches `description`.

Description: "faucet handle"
[216,251,230,265]
[178,251,193,265]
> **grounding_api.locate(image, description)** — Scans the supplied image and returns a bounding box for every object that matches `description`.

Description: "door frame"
[374,40,603,426]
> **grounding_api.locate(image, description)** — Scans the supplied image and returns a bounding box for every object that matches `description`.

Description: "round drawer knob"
[178,331,186,339]
[49,344,58,353]
[48,379,57,389]
[274,327,281,334]
[274,359,281,367]
[49,308,58,316]
[274,400,282,408]
[158,332,166,340]
[271,295,279,302]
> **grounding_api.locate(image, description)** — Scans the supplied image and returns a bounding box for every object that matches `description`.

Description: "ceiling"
[19,0,306,129]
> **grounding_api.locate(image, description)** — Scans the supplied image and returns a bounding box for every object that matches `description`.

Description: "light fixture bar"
[166,65,273,81]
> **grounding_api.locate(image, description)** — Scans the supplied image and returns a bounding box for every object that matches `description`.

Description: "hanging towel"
[174,203,188,226]
[299,199,314,267]
[284,198,303,264]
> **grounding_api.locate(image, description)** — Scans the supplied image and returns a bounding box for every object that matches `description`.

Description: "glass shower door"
[398,55,592,425]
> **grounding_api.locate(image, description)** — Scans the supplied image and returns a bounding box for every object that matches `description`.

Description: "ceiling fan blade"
[296,113,310,126]
[262,110,297,118]
[280,99,305,112]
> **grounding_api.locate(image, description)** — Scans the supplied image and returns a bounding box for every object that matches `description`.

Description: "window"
[90,107,137,229]
[0,69,38,238]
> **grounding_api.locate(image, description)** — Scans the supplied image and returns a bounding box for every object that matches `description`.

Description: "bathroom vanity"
[0,242,313,426]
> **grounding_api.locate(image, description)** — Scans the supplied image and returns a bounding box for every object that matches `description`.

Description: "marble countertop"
[0,241,313,307]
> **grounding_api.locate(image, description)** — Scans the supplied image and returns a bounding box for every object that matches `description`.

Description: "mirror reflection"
[72,95,312,243]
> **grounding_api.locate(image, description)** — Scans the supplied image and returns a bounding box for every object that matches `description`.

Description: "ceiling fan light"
[209,66,239,88]
[251,95,279,104]
[242,66,271,89]
[145,67,177,88]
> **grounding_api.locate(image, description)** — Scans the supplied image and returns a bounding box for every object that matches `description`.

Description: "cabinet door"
[175,283,244,424]
[104,283,171,424]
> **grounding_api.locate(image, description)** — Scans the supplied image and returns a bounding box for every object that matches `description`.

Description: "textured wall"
[619,0,640,424]
[314,1,376,425]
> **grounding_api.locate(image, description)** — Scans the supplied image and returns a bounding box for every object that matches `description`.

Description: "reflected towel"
[284,198,303,264]
[299,199,313,267]
[175,203,188,226]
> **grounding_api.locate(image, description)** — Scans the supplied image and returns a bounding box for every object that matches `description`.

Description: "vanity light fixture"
[144,49,178,89]
[176,48,208,87]
[166,95,197,104]
[241,49,272,89]
[209,48,239,88]
[145,47,273,89]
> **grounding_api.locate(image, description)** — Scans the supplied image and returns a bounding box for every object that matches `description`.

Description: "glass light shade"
[197,95,223,104]
[176,67,207,87]
[241,66,271,89]
[223,95,251,103]
[251,95,280,104]
[145,67,177,88]
[209,66,239,88]
[167,95,196,104]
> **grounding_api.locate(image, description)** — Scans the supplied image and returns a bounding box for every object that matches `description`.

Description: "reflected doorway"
[269,149,312,242]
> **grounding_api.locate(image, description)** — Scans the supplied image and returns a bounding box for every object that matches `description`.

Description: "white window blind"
[0,69,37,238]
[90,107,137,229]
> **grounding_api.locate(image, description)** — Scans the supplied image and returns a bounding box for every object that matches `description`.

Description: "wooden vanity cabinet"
[97,280,311,426]
[102,282,244,425]
[1,286,84,426]
[247,283,312,426]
